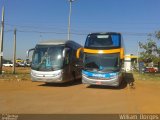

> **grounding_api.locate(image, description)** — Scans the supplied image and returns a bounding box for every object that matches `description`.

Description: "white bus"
[27,40,82,83]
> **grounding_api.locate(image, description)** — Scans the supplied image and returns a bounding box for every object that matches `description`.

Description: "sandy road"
[0,78,160,114]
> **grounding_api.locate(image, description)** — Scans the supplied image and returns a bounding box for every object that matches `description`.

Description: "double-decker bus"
[77,32,125,87]
[27,40,82,83]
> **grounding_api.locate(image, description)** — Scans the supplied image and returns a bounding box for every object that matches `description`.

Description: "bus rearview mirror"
[63,48,70,58]
[26,48,35,59]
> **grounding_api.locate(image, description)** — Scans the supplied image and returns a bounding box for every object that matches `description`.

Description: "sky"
[0,0,160,60]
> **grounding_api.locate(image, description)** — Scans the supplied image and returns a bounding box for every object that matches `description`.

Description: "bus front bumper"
[31,75,63,83]
[82,75,121,87]
[31,70,66,83]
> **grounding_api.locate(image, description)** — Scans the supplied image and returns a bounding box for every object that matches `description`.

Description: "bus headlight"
[31,71,37,76]
[52,71,62,77]
[110,75,118,79]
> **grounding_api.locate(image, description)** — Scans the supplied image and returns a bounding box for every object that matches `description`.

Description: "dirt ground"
[0,67,160,114]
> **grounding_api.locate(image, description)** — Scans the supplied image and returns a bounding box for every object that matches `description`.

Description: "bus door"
[74,51,83,79]
[63,48,73,81]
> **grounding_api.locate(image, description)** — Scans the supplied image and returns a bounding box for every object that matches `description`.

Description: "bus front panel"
[82,70,123,86]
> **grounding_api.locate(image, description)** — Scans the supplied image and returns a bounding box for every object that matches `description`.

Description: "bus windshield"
[83,53,120,72]
[31,45,64,71]
[85,34,121,48]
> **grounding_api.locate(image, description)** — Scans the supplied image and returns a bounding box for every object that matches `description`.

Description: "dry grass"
[133,71,160,81]
[1,67,160,82]
[0,67,31,81]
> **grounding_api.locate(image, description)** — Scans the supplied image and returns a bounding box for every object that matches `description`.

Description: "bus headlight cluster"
[82,73,87,77]
[31,71,37,76]
[110,75,118,79]
[52,71,62,77]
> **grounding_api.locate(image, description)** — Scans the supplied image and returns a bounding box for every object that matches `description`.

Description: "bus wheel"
[72,71,76,81]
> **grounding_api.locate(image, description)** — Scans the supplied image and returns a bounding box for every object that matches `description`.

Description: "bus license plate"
[96,81,102,85]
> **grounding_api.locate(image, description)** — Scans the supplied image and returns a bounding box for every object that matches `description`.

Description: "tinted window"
[85,34,121,48]
[83,53,120,72]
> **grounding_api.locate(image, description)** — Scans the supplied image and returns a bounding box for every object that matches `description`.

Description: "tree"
[155,31,160,40]
[139,31,160,64]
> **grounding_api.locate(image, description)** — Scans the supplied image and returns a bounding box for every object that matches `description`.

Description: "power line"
[122,32,149,36]
[3,22,157,37]
[5,22,159,33]
[3,29,155,37]
[18,30,67,34]
[17,29,87,36]
[5,23,68,31]
[4,29,13,32]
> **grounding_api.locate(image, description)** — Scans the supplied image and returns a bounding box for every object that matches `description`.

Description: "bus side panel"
[62,65,73,82]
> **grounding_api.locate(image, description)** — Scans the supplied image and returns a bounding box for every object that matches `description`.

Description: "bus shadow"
[38,79,82,87]
[87,80,127,90]
[87,73,135,90]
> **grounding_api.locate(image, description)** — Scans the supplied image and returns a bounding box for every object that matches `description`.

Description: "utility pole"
[67,0,74,40]
[137,41,140,70]
[0,6,5,74]
[12,29,16,74]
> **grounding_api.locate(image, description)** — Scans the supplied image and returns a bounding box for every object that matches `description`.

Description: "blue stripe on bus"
[82,70,118,78]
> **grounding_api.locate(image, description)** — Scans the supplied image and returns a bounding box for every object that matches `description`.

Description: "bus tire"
[72,71,76,81]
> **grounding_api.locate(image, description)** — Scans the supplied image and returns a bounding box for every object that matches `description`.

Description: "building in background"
[124,54,137,72]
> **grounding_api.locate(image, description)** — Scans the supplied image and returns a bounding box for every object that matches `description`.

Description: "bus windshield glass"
[83,53,120,72]
[31,45,64,71]
[85,34,121,48]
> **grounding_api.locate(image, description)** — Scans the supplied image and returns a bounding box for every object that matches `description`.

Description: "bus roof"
[89,32,121,35]
[37,40,82,49]
[37,40,70,45]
